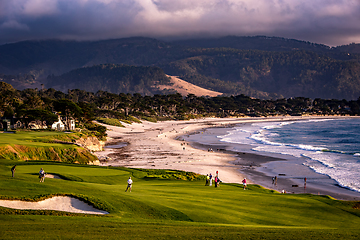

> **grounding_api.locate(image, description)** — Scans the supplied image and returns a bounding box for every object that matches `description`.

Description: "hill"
[161,48,360,100]
[46,64,171,95]
[45,64,222,97]
[1,36,360,99]
[173,35,332,52]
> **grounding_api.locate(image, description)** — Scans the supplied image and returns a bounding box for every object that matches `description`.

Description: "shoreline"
[186,126,360,201]
[95,116,360,201]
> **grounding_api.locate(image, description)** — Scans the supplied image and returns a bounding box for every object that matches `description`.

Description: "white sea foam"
[217,119,360,193]
[303,154,360,192]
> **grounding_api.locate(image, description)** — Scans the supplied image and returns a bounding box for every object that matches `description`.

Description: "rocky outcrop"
[75,137,105,152]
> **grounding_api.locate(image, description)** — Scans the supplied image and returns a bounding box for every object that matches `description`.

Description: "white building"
[51,116,65,131]
[29,120,47,129]
[67,118,75,130]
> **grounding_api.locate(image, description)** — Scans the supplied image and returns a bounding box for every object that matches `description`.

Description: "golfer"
[242,178,247,190]
[39,168,46,182]
[125,177,133,192]
[11,165,16,177]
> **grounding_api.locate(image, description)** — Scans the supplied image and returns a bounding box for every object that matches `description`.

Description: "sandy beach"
[95,116,360,201]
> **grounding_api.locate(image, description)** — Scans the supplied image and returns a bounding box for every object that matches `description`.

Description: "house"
[1,119,11,131]
[28,120,48,129]
[13,120,24,129]
[1,117,25,130]
[64,118,75,131]
[51,116,65,131]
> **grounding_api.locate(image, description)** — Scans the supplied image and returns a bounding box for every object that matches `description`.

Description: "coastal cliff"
[0,144,98,164]
[75,136,105,152]
[0,132,104,164]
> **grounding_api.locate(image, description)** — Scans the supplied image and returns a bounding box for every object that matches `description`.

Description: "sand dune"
[156,75,222,97]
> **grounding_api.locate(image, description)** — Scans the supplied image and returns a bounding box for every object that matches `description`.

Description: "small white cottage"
[51,116,65,131]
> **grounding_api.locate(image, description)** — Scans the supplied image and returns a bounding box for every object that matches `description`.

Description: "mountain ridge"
[1,36,360,100]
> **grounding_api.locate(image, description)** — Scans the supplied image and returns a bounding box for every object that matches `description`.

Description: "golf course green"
[1,131,360,239]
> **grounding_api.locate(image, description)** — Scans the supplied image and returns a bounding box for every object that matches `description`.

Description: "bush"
[125,115,142,123]
[96,118,124,127]
[141,116,157,123]
[84,122,107,140]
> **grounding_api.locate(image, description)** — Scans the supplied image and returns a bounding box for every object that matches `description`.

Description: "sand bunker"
[45,174,62,179]
[0,196,109,215]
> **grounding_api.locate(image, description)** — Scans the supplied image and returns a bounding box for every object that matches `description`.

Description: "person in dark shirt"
[11,165,16,177]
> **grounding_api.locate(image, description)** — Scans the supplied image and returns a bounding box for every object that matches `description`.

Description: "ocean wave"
[261,121,295,130]
[250,131,327,152]
[304,161,360,193]
[307,119,335,123]
[218,118,360,192]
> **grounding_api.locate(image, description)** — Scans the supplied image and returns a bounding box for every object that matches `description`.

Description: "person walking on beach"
[125,177,133,192]
[39,168,45,182]
[11,165,16,177]
[209,173,213,186]
[242,178,247,190]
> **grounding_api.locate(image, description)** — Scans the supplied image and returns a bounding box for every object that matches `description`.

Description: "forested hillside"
[173,36,332,52]
[46,64,172,95]
[161,48,360,99]
[1,36,360,100]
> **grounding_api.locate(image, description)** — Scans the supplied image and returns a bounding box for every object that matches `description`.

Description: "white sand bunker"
[45,174,62,179]
[0,196,109,215]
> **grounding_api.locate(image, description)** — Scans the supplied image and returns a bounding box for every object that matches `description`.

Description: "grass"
[0,131,97,163]
[96,118,125,127]
[1,158,360,239]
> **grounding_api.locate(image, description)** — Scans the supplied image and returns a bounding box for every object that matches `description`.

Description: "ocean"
[218,118,360,193]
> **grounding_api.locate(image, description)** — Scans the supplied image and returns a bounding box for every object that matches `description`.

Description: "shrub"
[96,118,124,127]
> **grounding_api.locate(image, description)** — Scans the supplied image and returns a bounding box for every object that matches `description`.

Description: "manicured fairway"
[1,159,360,239]
[0,131,71,147]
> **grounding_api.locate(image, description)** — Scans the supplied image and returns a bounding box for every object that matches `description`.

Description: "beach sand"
[96,116,360,201]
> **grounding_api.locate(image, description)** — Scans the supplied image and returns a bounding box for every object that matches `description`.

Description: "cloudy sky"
[1,0,359,46]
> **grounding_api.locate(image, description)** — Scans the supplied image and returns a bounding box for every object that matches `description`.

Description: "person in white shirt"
[125,177,133,192]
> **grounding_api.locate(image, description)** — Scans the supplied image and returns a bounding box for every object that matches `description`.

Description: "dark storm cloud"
[1,0,360,46]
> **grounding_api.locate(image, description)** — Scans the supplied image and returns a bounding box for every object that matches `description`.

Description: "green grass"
[0,131,97,163]
[0,131,72,147]
[1,158,360,239]
[96,118,125,127]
